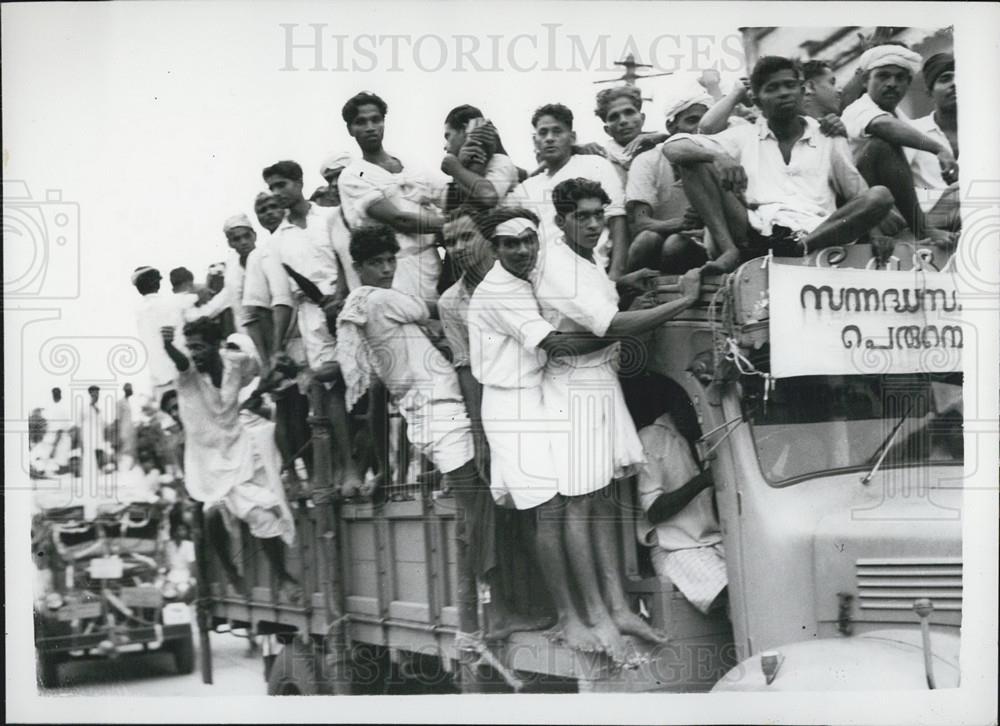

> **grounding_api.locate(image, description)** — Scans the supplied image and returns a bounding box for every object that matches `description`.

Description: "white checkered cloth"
[651,542,728,615]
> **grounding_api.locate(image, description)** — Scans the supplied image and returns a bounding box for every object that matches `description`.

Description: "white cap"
[662,89,714,125]
[494,217,538,237]
[222,213,254,235]
[856,45,922,76]
[319,152,353,177]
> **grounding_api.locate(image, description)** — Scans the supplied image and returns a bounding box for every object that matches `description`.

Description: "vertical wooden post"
[307,383,351,695]
[192,502,213,684]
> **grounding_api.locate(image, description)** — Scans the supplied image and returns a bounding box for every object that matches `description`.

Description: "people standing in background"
[133,266,191,403]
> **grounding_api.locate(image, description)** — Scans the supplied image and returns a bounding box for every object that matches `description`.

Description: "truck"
[196,239,963,694]
[33,496,196,688]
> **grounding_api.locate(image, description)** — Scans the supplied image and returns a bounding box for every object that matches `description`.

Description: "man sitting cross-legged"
[662,55,894,272]
[625,88,714,273]
[841,45,958,246]
[160,318,299,602]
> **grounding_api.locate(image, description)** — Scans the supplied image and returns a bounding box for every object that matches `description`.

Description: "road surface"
[39,627,266,697]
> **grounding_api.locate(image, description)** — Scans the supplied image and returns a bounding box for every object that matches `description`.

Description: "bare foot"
[611,608,669,645]
[278,578,303,606]
[559,617,603,655]
[590,617,629,666]
[485,611,556,641]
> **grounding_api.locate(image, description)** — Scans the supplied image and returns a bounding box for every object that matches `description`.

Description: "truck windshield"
[741,371,963,486]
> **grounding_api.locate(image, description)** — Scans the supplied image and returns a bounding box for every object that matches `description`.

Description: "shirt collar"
[277,203,319,231]
[758,115,819,146]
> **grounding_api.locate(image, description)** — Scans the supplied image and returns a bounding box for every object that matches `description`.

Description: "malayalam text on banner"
[768,263,962,379]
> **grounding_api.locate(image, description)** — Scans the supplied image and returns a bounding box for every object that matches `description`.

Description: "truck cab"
[647,242,963,691]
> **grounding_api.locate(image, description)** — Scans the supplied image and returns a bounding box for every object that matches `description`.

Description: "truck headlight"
[45,592,64,610]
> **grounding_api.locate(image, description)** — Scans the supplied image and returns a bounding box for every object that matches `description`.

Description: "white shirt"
[532,238,619,369]
[626,143,690,221]
[905,112,956,213]
[842,92,911,155]
[135,292,191,388]
[269,204,340,304]
[636,413,722,552]
[330,207,362,292]
[669,116,867,236]
[338,157,445,303]
[186,251,246,334]
[481,153,520,200]
[504,154,625,269]
[174,350,259,503]
[438,279,473,369]
[350,287,462,406]
[468,262,554,389]
[602,137,631,186]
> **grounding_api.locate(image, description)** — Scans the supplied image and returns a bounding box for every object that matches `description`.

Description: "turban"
[857,45,922,77]
[922,52,954,91]
[254,191,274,205]
[494,217,538,238]
[662,89,714,125]
[131,266,159,285]
[319,152,353,177]
[222,213,253,234]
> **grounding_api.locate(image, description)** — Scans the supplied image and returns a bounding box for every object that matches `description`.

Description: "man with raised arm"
[662,56,894,271]
[160,317,299,602]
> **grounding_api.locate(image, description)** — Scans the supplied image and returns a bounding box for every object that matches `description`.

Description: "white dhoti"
[542,357,645,498]
[481,385,560,510]
[398,390,473,476]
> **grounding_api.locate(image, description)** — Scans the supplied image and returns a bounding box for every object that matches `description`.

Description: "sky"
[4,1,751,411]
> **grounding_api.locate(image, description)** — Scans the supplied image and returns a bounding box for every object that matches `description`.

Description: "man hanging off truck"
[160,317,300,602]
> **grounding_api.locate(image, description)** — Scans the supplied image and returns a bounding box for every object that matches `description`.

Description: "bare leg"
[592,488,668,645]
[326,386,363,495]
[564,495,629,664]
[803,186,894,252]
[855,137,928,237]
[260,536,301,604]
[533,497,602,654]
[207,509,245,593]
[677,163,747,274]
[444,461,482,640]
[660,233,709,275]
[925,183,961,232]
[626,230,665,272]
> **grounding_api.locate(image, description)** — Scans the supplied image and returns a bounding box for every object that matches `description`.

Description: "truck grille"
[855,557,962,625]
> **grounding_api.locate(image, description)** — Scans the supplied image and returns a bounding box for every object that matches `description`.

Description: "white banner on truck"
[768,263,963,379]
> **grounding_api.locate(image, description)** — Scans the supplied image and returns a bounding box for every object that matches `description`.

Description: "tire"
[36,650,60,689]
[168,631,196,675]
[267,641,321,695]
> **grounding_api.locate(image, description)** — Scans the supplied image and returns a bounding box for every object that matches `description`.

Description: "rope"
[454,630,524,692]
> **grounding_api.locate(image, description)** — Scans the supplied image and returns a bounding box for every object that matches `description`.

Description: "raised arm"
[160,326,189,372]
[698,80,750,135]
[537,329,616,357]
[441,154,500,209]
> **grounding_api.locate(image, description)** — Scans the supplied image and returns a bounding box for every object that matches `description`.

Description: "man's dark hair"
[594,86,642,121]
[169,266,194,290]
[750,56,800,97]
[134,270,160,295]
[52,387,61,396]
[552,178,611,217]
[481,207,541,240]
[160,389,178,413]
[349,224,400,264]
[262,160,303,184]
[444,104,484,131]
[446,205,492,233]
[342,92,388,125]
[88,385,100,393]
[182,316,223,347]
[800,59,832,82]
[531,103,574,129]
